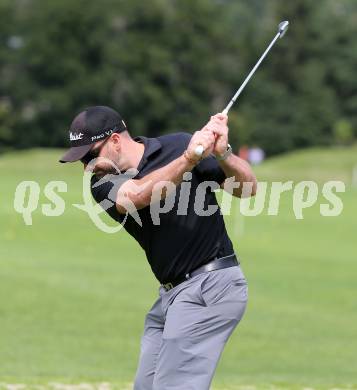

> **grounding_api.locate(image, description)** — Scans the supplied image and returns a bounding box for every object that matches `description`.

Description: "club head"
[278,21,289,38]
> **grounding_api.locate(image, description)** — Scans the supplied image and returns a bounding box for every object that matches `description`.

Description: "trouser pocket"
[199,267,248,307]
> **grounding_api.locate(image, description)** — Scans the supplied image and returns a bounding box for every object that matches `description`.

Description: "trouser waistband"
[162,254,239,291]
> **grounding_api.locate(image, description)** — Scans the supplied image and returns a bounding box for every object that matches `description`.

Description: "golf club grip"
[222,106,229,115]
[195,145,204,157]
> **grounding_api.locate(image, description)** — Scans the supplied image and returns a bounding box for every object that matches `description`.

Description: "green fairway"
[0,146,356,390]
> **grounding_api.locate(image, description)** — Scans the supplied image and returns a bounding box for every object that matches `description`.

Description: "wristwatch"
[216,144,232,161]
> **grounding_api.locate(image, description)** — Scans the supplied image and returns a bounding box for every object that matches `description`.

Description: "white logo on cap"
[91,127,117,142]
[70,132,83,141]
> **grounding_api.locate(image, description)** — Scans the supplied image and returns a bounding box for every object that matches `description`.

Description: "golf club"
[195,20,289,157]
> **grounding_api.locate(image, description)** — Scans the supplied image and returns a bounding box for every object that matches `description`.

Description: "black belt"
[162,254,239,291]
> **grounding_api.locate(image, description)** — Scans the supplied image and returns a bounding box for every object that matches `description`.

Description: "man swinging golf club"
[60,106,255,389]
[59,20,288,390]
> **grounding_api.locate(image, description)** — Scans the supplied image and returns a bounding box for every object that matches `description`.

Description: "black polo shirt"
[91,132,235,284]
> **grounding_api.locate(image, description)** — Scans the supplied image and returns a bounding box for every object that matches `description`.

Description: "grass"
[0,145,356,390]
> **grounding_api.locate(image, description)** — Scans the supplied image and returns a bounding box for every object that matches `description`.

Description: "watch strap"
[216,144,232,161]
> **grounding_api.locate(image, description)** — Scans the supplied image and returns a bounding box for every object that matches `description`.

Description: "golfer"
[60,106,257,390]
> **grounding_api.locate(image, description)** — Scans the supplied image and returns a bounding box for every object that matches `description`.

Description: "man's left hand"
[204,113,229,158]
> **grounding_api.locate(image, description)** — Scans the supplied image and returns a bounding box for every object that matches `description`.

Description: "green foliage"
[0,0,356,154]
[333,119,354,145]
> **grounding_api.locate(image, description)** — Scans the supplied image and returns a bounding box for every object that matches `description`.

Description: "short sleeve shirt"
[91,132,235,284]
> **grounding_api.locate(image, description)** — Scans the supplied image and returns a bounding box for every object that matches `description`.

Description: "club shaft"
[222,32,281,115]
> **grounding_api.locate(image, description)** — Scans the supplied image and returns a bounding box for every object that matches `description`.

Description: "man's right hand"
[185,129,216,163]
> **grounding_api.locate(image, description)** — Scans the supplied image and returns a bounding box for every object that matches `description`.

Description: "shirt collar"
[134,136,162,171]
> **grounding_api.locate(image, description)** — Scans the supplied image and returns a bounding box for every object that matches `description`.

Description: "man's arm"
[116,129,215,214]
[219,154,257,198]
[204,113,257,198]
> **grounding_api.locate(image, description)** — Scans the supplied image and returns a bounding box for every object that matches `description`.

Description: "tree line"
[0,0,356,155]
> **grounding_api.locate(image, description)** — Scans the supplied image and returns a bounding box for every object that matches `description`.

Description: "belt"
[162,254,239,291]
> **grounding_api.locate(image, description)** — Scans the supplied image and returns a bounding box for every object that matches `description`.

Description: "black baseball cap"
[59,106,127,163]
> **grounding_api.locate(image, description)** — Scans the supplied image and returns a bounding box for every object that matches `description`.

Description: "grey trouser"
[133,264,248,390]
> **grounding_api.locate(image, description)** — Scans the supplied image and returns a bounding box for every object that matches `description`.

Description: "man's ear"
[111,133,121,152]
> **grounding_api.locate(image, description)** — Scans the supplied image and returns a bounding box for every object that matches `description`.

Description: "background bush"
[0,0,356,155]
